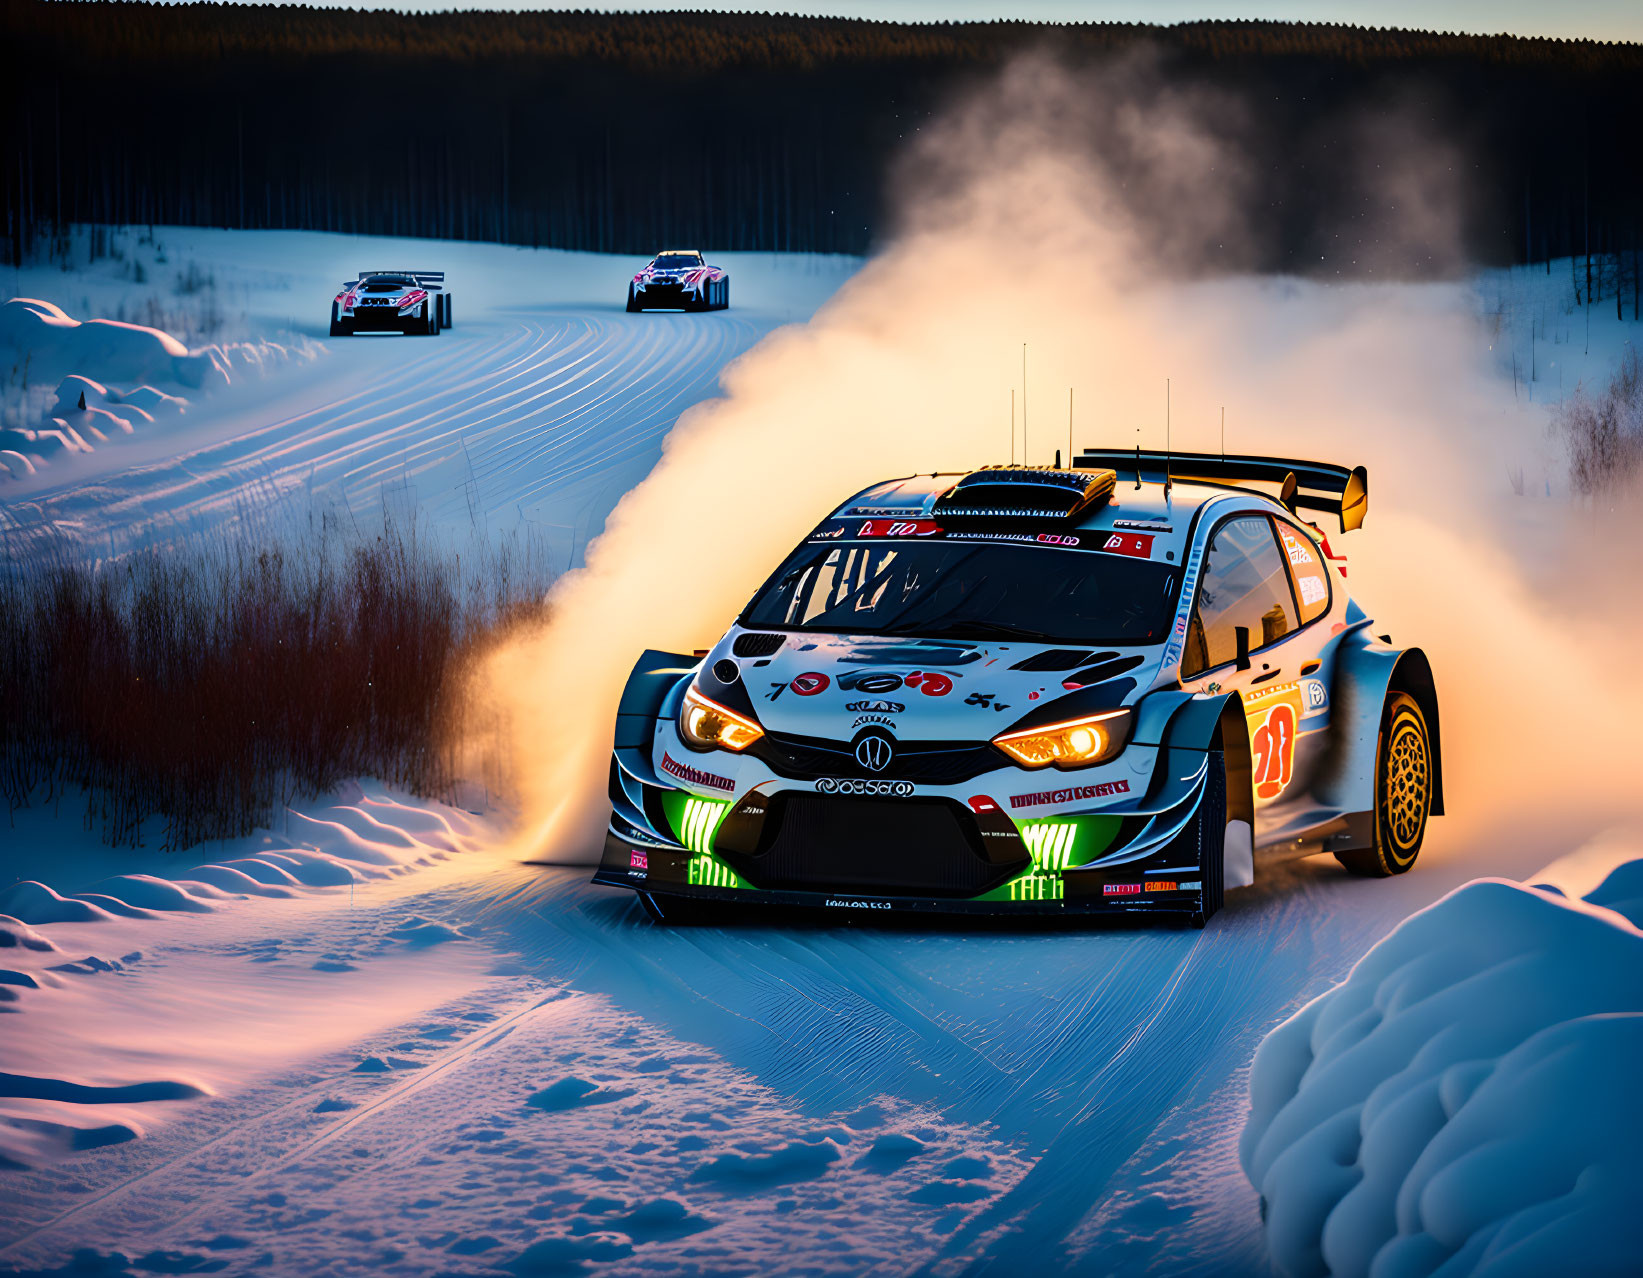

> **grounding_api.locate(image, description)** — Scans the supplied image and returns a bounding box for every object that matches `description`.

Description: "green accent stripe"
[673,795,728,855]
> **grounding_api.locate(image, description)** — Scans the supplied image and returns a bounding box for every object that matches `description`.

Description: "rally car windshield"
[741,540,1180,644]
[653,255,700,269]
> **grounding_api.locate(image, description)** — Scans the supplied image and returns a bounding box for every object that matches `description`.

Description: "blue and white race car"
[626,250,729,313]
[330,270,452,336]
[595,453,1442,927]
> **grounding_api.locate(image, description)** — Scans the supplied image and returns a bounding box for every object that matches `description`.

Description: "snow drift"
[0,296,313,478]
[0,783,479,929]
[0,782,493,1169]
[1240,847,1643,1278]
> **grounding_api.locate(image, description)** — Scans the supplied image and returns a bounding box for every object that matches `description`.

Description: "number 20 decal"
[1245,684,1304,801]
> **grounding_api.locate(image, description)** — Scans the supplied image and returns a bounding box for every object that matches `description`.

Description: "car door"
[1179,514,1324,840]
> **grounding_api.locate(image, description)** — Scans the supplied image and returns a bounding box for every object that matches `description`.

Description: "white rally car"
[330,270,453,336]
[594,454,1443,928]
[626,251,729,312]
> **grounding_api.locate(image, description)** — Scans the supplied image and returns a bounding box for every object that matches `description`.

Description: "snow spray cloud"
[471,51,1641,864]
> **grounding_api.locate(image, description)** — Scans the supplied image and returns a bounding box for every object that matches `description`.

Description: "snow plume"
[468,51,1641,864]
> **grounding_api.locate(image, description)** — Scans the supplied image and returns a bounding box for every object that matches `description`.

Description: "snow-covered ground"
[1,228,858,569]
[2,231,1641,1276]
[7,783,1637,1276]
[1242,835,1643,1278]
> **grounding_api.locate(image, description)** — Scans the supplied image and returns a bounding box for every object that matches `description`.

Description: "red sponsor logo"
[396,289,429,311]
[660,751,735,793]
[904,671,953,697]
[1100,532,1154,559]
[856,519,941,538]
[967,795,1001,814]
[1103,882,1143,896]
[1008,779,1130,809]
[791,672,830,696]
[1145,880,1177,892]
[630,850,649,871]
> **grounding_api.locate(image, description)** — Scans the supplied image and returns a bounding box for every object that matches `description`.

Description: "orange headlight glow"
[992,709,1132,770]
[679,685,764,753]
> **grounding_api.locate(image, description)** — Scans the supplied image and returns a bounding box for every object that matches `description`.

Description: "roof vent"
[732,632,785,658]
[931,466,1117,523]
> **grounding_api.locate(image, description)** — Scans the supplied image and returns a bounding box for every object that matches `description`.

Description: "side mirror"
[1235,625,1252,672]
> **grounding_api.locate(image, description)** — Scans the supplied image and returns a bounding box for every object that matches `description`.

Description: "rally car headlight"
[679,685,764,753]
[992,709,1132,770]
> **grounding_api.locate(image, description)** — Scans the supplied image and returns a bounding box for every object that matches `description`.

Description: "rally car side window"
[1274,518,1332,625]
[1182,516,1296,678]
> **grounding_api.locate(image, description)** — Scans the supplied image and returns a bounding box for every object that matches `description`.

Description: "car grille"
[751,730,1004,785]
[726,793,1022,896]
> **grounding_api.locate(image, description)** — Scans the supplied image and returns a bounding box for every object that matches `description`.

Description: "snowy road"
[0,796,1609,1276]
[1,232,857,566]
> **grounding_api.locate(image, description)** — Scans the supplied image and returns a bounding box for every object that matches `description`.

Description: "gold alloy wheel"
[1384,709,1430,860]
[1335,691,1431,877]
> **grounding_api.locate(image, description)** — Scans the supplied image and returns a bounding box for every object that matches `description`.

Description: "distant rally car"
[626,250,729,312]
[595,452,1443,927]
[330,270,453,336]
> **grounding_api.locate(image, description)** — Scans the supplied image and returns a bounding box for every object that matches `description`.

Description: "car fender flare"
[615,649,698,752]
[1129,691,1254,835]
[1318,632,1444,820]
[1155,693,1254,828]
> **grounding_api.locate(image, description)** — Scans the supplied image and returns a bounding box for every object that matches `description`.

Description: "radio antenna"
[1165,378,1172,495]
[1022,343,1028,466]
[1010,390,1015,465]
[1067,387,1073,469]
[1221,405,1226,461]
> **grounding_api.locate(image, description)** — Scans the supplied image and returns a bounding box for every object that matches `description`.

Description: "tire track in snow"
[0,978,554,1261]
[8,306,774,565]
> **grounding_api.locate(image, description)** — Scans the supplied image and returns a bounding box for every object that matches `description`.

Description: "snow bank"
[0,914,58,951]
[1240,859,1643,1278]
[0,785,484,929]
[0,881,119,925]
[0,296,315,479]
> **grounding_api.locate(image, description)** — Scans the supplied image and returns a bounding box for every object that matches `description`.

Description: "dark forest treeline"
[3,2,1642,272]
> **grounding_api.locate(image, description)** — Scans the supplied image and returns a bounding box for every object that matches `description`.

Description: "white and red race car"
[330,270,452,336]
[597,453,1442,928]
[626,251,729,313]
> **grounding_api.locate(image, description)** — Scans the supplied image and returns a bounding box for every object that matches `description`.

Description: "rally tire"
[1192,749,1229,927]
[440,293,452,329]
[718,279,730,310]
[1335,691,1432,877]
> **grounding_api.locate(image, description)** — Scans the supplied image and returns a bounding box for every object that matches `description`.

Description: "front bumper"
[343,302,421,330]
[632,282,698,307]
[593,746,1221,919]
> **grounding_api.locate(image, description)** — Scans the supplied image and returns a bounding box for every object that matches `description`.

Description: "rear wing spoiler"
[343,270,446,290]
[1074,448,1369,532]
